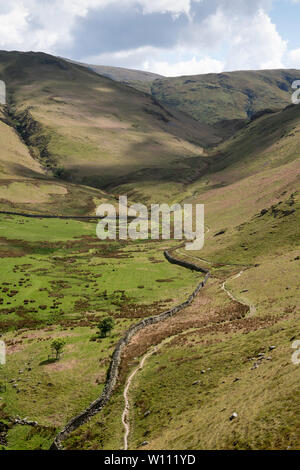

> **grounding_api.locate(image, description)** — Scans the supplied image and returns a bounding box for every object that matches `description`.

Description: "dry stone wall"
[50,249,210,450]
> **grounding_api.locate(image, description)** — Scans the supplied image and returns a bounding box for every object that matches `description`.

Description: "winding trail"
[122,347,158,450]
[5,212,256,448]
[221,271,257,317]
[120,248,258,449]
[178,250,256,317]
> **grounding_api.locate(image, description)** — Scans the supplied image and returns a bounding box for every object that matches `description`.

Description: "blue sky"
[270,0,300,47]
[0,0,300,76]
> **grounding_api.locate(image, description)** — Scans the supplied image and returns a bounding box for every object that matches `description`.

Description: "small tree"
[98,317,114,338]
[51,339,66,360]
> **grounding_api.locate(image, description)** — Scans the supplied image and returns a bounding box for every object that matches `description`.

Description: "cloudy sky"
[1,0,300,76]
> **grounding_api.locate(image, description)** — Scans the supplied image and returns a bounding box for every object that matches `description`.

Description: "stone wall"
[50,249,210,450]
[0,210,103,220]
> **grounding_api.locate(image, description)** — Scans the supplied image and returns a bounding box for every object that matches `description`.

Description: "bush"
[97,317,114,338]
[51,339,66,360]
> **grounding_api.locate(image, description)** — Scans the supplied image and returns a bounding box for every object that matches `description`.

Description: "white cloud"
[148,56,224,76]
[0,2,29,47]
[139,0,192,16]
[287,48,300,68]
[61,0,194,16]
[225,10,287,70]
[0,0,296,76]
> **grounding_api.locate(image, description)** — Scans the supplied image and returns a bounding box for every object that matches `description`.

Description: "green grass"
[4,424,55,450]
[61,178,300,451]
[2,324,132,427]
[65,290,299,450]
[127,317,300,450]
[0,214,201,449]
[0,215,199,331]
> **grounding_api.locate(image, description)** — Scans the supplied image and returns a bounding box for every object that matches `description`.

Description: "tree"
[98,317,114,338]
[51,339,66,360]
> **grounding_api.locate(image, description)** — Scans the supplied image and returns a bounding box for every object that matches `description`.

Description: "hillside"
[0,105,113,215]
[151,69,300,128]
[66,60,163,94]
[0,51,299,451]
[114,103,300,208]
[190,103,300,193]
[74,63,162,83]
[79,62,300,140]
[84,64,162,94]
[60,102,300,452]
[77,64,300,128]
[0,51,223,206]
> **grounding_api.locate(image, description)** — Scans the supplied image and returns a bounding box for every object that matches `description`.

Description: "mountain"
[1,52,299,209]
[151,69,300,126]
[66,59,163,93]
[0,51,221,208]
[79,61,300,140]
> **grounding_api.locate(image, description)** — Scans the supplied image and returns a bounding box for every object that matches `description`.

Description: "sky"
[0,0,300,76]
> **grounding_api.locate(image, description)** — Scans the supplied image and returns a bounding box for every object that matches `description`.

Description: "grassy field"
[67,312,299,450]
[0,215,201,450]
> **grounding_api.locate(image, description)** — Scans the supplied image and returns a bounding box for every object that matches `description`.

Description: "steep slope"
[0,51,221,205]
[0,105,113,215]
[174,103,300,204]
[61,104,300,453]
[78,63,300,141]
[118,103,300,208]
[151,69,300,128]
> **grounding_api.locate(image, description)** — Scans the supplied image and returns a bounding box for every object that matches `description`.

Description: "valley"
[0,51,299,451]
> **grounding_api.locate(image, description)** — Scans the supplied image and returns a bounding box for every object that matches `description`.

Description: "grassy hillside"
[61,100,300,451]
[0,51,222,205]
[66,59,163,94]
[81,63,162,94]
[151,69,300,127]
[0,105,113,215]
[62,156,300,451]
[118,103,300,209]
[172,103,300,206]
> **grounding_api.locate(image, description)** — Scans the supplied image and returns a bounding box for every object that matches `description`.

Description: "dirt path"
[122,347,158,450]
[221,271,256,317]
[178,249,256,317]
[119,244,256,450]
